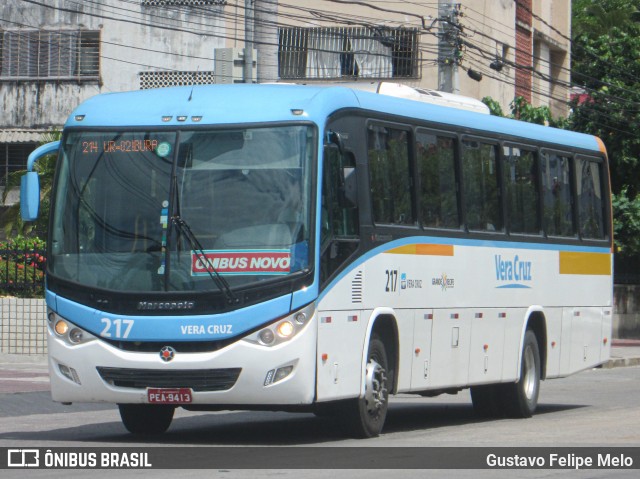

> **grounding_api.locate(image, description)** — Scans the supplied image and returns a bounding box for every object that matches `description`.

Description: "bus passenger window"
[416,130,459,229]
[461,140,502,232]
[576,158,605,239]
[367,125,414,226]
[503,147,540,235]
[542,152,574,237]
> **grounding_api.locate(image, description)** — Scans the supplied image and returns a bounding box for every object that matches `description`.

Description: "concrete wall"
[613,285,640,340]
[3,287,639,355]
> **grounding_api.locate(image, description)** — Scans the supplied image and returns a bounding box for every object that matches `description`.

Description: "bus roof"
[66,83,602,153]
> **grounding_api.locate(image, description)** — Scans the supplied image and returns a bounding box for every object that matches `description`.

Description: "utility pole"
[438,1,461,93]
[243,0,254,83]
[254,0,279,82]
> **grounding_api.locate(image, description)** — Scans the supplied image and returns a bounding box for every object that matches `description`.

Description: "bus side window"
[576,157,605,239]
[461,140,503,232]
[320,145,360,284]
[542,152,575,237]
[503,146,541,235]
[368,125,414,226]
[416,130,459,229]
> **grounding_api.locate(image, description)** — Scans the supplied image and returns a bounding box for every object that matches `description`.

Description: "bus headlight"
[244,303,314,348]
[47,308,97,346]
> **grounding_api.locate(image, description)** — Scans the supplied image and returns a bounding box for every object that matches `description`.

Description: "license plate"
[147,388,193,404]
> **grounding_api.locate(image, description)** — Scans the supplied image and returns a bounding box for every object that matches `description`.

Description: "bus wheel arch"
[524,310,547,381]
[367,313,399,395]
[340,312,399,438]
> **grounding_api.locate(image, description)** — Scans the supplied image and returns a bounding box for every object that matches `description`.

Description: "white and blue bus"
[22,83,612,437]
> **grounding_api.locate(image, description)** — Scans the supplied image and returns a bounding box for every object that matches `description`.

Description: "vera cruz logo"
[495,254,532,289]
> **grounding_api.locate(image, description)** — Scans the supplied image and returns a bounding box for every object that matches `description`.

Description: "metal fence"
[0,246,45,298]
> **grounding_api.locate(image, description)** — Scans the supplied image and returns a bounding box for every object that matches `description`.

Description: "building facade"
[1,0,571,204]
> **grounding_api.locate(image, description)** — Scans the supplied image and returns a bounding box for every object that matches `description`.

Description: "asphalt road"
[0,364,639,478]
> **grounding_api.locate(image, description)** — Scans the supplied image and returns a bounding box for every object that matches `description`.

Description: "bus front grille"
[96,367,242,392]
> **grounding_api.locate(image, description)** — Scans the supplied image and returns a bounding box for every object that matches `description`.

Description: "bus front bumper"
[46,317,317,407]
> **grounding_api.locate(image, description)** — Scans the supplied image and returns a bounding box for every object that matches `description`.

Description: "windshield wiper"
[171,215,239,305]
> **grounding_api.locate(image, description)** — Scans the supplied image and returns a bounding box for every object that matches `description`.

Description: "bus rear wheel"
[118,404,175,435]
[342,335,390,438]
[502,330,541,418]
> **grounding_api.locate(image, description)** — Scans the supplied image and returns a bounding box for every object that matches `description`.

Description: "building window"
[278,26,420,80]
[139,71,216,89]
[1,142,37,188]
[0,30,99,80]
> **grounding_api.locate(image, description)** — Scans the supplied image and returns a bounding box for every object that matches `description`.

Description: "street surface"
[0,360,639,478]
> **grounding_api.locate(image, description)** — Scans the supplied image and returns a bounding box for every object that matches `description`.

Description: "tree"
[0,130,60,239]
[571,0,640,258]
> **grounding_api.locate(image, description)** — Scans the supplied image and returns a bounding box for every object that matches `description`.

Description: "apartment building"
[1,1,571,201]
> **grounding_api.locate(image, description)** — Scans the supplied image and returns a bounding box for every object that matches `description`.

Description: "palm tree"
[1,130,61,239]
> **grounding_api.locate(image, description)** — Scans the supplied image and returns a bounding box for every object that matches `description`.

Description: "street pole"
[438,1,460,94]
[254,0,279,82]
[244,0,254,83]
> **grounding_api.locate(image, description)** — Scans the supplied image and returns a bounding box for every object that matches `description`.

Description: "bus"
[22,83,613,438]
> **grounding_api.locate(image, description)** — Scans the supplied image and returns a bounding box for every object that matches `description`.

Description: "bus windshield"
[49,125,315,293]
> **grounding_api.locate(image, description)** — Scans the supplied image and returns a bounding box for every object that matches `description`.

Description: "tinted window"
[503,146,540,234]
[576,158,605,239]
[461,140,502,232]
[542,152,574,237]
[368,125,414,225]
[417,130,459,229]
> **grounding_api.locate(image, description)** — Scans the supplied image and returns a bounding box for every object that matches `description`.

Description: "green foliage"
[612,189,640,256]
[571,0,640,259]
[482,96,567,128]
[1,130,60,239]
[481,96,504,117]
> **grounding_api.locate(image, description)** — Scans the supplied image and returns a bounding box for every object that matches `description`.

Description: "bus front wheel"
[342,335,390,438]
[118,404,175,435]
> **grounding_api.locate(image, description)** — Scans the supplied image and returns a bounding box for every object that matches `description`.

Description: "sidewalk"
[605,338,640,368]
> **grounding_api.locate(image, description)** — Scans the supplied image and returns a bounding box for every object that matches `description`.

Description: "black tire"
[341,335,390,438]
[118,404,175,435]
[502,330,541,418]
[470,384,504,418]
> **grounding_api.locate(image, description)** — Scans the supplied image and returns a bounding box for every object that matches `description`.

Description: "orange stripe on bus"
[559,251,611,276]
[387,244,454,256]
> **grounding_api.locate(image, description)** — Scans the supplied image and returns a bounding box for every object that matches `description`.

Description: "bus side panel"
[410,309,433,390]
[568,306,608,374]
[468,308,508,385]
[428,309,472,388]
[543,307,564,378]
[315,308,367,402]
[316,267,369,402]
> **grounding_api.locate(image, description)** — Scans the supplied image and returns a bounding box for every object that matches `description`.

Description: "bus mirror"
[20,171,40,221]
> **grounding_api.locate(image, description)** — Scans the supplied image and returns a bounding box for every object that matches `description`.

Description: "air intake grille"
[97,367,241,392]
[352,270,363,303]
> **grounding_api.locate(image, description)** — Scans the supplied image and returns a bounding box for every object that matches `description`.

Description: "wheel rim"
[364,359,388,415]
[522,345,537,400]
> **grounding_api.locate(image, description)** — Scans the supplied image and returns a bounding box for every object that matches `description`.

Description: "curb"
[602,357,640,369]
